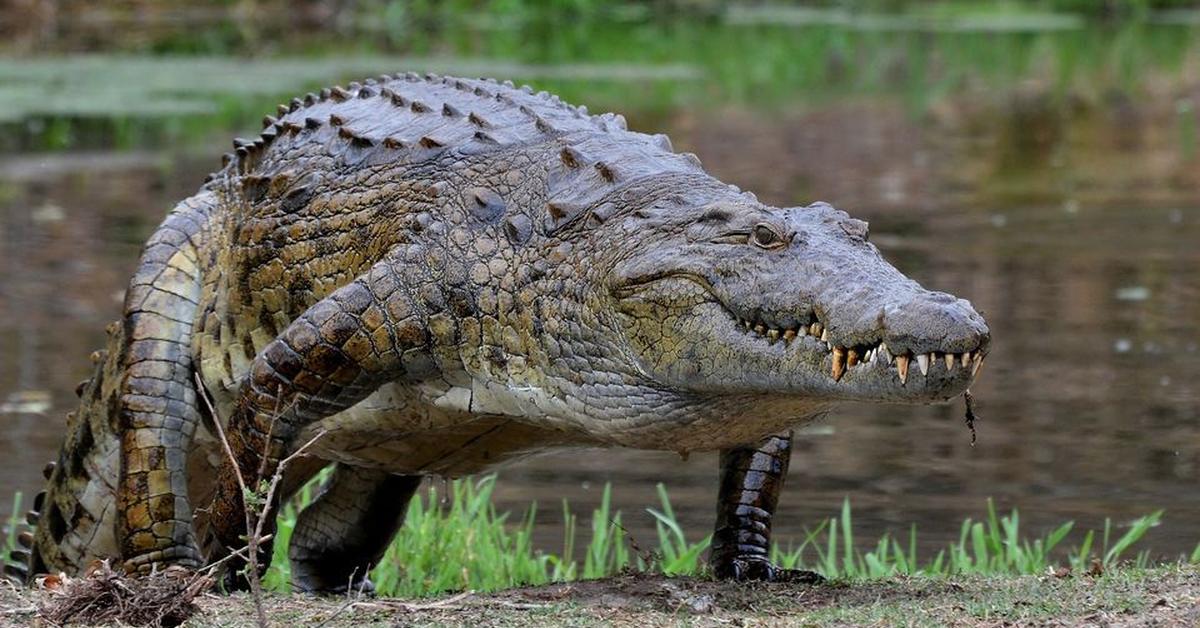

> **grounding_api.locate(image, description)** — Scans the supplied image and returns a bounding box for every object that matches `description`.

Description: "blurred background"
[1,0,1198,561]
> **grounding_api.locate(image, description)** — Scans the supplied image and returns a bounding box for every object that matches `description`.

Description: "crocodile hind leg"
[709,431,823,583]
[117,191,215,573]
[288,465,421,594]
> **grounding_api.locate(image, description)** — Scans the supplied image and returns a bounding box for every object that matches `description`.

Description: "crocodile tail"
[12,321,128,582]
[10,191,216,583]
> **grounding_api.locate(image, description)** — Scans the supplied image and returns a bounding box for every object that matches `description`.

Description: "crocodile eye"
[752,223,785,249]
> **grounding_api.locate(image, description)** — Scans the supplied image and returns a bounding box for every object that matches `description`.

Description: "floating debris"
[0,390,51,415]
[1115,286,1150,302]
[963,389,979,447]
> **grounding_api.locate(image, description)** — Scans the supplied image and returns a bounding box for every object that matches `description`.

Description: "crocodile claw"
[292,571,377,596]
[712,556,825,584]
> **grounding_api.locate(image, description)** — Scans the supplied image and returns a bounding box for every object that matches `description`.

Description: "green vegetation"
[2,492,21,567]
[2,1,1197,151]
[0,476,1192,619]
[250,474,1172,598]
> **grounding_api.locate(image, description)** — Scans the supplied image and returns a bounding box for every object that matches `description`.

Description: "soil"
[3,566,1200,627]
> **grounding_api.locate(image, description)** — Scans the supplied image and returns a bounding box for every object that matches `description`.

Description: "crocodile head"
[606,195,990,406]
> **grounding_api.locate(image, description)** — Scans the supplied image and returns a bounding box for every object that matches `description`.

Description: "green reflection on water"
[0,3,1196,150]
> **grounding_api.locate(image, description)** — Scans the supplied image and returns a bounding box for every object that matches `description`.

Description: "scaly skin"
[15,72,990,591]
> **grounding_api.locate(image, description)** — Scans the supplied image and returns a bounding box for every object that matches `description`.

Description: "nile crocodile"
[10,72,990,592]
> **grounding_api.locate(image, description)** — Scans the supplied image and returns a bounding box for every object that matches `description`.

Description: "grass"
[3,492,22,565]
[250,473,1174,598]
[0,476,1180,598]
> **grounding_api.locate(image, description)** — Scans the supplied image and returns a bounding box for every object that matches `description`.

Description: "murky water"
[2,94,1198,561]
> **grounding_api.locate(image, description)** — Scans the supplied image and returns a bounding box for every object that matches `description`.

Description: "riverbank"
[4,565,1200,626]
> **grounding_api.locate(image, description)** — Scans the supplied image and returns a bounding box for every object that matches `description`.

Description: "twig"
[610,518,657,567]
[489,600,550,610]
[196,373,266,626]
[352,590,476,612]
[196,373,250,528]
[312,567,370,628]
[963,389,979,447]
[196,372,326,628]
[197,535,275,575]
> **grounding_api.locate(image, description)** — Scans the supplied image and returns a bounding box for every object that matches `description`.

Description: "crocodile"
[9,72,990,592]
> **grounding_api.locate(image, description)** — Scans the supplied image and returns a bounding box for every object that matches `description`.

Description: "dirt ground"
[4,565,1200,627]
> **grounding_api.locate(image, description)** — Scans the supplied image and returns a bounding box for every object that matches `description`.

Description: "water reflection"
[1,93,1198,561]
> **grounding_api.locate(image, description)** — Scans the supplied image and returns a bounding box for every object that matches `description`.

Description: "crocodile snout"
[881,291,990,356]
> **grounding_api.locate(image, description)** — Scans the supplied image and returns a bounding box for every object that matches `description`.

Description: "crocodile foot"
[122,546,204,577]
[200,533,270,593]
[291,566,377,596]
[712,556,826,584]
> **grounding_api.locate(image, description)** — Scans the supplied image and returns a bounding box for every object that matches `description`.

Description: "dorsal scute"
[217,73,703,182]
[543,130,707,223]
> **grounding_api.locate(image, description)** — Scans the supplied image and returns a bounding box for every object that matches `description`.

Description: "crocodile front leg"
[206,262,431,580]
[288,465,421,594]
[710,431,823,583]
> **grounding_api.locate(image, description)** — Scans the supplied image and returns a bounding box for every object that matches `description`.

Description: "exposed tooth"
[961,351,971,368]
[810,323,822,336]
[864,349,874,364]
[796,325,807,337]
[783,329,796,342]
[767,328,780,342]
[754,323,766,335]
[971,354,985,377]
[820,329,829,342]
[896,355,909,385]
[832,347,846,381]
[847,348,860,367]
[944,353,955,370]
[742,319,751,329]
[917,353,930,376]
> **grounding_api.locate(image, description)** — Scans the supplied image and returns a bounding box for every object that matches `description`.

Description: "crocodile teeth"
[972,354,985,377]
[820,329,829,342]
[864,349,874,364]
[961,351,972,368]
[944,353,956,370]
[832,347,846,381]
[767,329,780,343]
[783,329,796,342]
[847,348,860,367]
[754,323,766,335]
[796,325,807,337]
[810,323,822,336]
[917,353,930,376]
[896,355,909,385]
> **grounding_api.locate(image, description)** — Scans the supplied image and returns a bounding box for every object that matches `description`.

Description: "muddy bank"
[4,566,1200,626]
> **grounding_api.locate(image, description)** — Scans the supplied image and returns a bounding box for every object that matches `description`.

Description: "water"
[2,0,1199,567]
[2,86,1198,562]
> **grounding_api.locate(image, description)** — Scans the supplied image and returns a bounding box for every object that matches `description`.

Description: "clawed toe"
[712,556,826,584]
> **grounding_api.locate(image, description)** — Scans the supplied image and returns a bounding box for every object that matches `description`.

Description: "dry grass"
[5,565,1200,627]
[33,560,212,627]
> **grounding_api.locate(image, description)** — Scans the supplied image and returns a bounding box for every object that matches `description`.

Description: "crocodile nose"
[884,291,990,354]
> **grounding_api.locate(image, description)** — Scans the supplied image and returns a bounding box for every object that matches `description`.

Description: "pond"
[1,5,1199,562]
